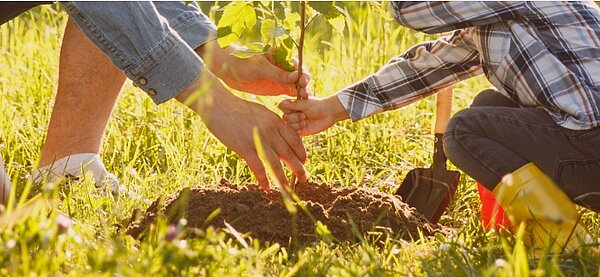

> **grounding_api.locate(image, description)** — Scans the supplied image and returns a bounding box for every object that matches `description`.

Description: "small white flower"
[5,239,16,249]
[56,214,73,233]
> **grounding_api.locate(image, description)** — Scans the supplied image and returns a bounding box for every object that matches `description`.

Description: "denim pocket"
[556,156,600,211]
[563,126,600,141]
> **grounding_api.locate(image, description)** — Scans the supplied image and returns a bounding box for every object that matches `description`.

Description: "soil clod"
[127,180,453,245]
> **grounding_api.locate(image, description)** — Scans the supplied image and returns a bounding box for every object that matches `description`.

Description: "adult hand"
[176,73,308,190]
[279,95,350,136]
[196,40,310,98]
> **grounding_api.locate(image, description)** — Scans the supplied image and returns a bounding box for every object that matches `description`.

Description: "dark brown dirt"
[127,180,453,246]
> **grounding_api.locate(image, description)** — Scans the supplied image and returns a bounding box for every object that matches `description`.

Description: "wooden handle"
[434,86,453,134]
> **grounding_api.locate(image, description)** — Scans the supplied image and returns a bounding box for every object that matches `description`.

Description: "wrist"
[195,40,239,77]
[176,69,234,115]
[325,95,350,123]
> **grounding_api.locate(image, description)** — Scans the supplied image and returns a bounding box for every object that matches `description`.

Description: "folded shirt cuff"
[128,33,204,104]
[336,79,384,122]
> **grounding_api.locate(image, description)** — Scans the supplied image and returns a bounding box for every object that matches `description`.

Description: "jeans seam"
[477,110,558,131]
[557,155,600,170]
[564,127,600,140]
[555,155,600,207]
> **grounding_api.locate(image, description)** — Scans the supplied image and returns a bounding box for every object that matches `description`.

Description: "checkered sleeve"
[337,34,483,121]
[391,1,526,34]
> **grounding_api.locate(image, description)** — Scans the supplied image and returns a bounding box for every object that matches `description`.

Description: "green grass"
[1,3,599,276]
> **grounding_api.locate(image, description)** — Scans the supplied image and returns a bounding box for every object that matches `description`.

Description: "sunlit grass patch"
[0,2,598,276]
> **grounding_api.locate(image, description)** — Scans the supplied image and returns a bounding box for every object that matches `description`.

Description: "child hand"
[279,95,349,136]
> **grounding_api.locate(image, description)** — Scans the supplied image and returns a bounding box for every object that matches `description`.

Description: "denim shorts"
[61,1,216,104]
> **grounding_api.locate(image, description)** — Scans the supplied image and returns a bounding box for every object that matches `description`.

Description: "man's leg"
[36,18,125,186]
[35,3,208,187]
[60,2,307,189]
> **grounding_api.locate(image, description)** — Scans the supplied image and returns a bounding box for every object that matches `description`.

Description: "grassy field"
[1,3,599,276]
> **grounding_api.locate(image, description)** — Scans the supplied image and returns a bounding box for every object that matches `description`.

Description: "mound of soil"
[127,180,453,245]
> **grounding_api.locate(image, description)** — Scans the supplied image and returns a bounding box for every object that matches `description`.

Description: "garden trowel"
[396,87,460,224]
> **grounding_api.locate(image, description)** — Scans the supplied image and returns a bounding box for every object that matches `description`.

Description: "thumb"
[263,61,298,85]
[279,98,313,113]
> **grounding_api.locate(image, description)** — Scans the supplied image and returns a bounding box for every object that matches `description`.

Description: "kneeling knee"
[443,109,475,165]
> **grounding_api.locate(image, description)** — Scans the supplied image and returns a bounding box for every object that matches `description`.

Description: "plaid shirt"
[337,1,600,130]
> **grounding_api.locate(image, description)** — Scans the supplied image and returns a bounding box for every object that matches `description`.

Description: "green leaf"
[273,2,286,19]
[282,37,294,51]
[284,12,301,30]
[218,2,257,29]
[247,42,266,51]
[327,15,345,34]
[216,30,237,49]
[231,47,265,59]
[217,26,232,37]
[260,19,287,40]
[216,2,257,48]
[273,46,295,72]
[307,1,341,19]
[284,12,301,38]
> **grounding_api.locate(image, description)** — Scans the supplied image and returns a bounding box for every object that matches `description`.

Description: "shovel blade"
[396,168,460,224]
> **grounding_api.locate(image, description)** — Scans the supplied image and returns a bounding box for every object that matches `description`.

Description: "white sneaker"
[33,153,125,195]
[0,155,11,206]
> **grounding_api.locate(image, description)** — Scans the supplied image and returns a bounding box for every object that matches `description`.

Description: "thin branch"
[290,1,307,190]
[304,15,318,29]
[289,37,299,49]
[296,1,306,100]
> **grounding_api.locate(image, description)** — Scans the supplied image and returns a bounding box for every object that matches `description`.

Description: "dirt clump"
[127,180,452,246]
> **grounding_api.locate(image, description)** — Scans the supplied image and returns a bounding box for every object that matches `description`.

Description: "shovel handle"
[434,86,453,134]
[432,86,453,175]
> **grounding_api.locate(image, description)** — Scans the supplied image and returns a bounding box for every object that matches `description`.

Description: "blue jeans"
[444,89,600,211]
[61,1,216,103]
